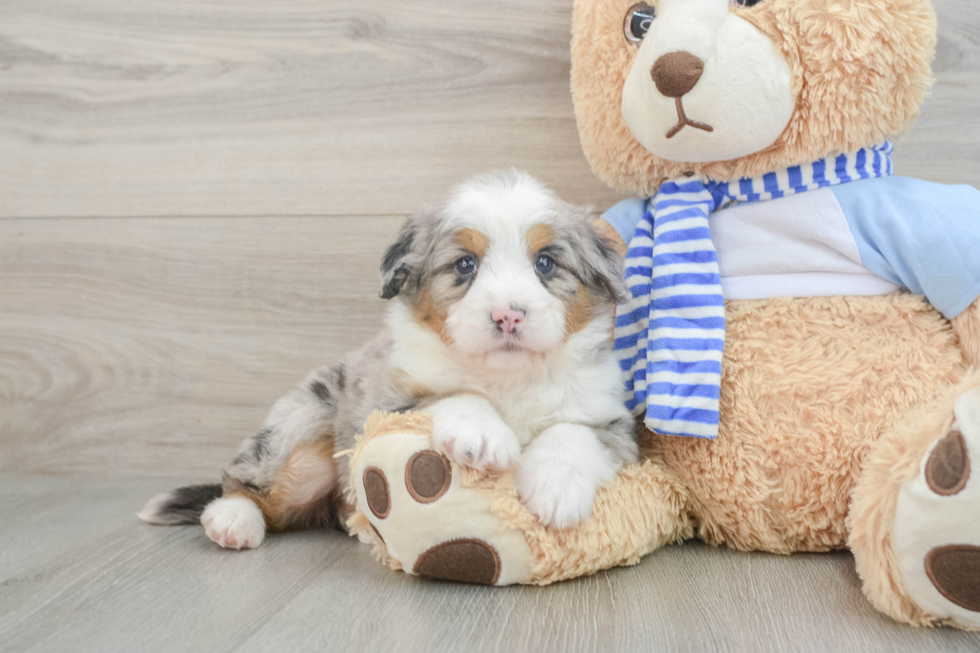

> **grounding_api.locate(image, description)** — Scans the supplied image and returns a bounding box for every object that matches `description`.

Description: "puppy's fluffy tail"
[137,484,223,525]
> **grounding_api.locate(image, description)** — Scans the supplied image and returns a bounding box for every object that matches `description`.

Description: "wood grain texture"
[894,0,980,183]
[0,215,400,476]
[0,475,978,653]
[1,1,979,220]
[0,0,625,218]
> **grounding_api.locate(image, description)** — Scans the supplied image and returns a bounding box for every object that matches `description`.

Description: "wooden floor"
[0,474,978,653]
[2,0,980,650]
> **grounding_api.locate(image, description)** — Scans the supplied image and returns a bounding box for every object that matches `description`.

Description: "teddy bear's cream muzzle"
[621,0,796,163]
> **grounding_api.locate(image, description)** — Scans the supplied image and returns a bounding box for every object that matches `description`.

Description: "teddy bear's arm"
[952,298,980,367]
[832,177,980,321]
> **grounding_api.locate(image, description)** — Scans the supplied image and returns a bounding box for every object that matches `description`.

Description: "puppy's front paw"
[514,423,621,529]
[430,397,520,471]
[200,497,266,550]
[435,414,521,471]
[514,458,596,530]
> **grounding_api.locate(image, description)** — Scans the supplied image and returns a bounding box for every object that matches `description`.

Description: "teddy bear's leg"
[347,413,693,585]
[849,370,980,629]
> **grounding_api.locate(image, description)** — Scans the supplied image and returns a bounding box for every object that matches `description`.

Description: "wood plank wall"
[2,0,979,477]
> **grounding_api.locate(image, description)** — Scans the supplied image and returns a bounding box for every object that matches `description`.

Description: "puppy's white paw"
[515,457,596,529]
[429,396,520,471]
[514,423,620,529]
[437,418,521,472]
[200,497,266,550]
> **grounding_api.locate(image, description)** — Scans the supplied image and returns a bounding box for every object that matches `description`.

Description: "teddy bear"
[345,0,980,630]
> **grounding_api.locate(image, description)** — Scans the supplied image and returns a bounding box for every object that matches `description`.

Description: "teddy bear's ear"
[379,218,421,300]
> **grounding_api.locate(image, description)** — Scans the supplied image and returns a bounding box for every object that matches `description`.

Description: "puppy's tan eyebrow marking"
[454,228,490,258]
[526,224,554,258]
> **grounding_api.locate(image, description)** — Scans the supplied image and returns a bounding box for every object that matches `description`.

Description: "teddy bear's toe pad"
[352,430,533,585]
[414,538,501,585]
[406,450,452,502]
[924,545,980,613]
[893,386,980,628]
[363,467,391,518]
[925,430,970,496]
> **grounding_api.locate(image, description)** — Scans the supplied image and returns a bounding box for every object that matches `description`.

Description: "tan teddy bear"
[348,0,980,630]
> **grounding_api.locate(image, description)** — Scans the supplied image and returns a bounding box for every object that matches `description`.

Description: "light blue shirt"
[602,176,980,319]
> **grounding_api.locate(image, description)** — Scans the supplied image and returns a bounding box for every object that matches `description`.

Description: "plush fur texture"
[656,293,967,554]
[953,299,980,367]
[572,0,937,194]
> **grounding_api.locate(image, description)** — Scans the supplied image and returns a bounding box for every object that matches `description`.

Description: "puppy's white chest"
[489,382,566,445]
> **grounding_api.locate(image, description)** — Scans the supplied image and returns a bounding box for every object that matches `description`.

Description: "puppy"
[139,170,637,549]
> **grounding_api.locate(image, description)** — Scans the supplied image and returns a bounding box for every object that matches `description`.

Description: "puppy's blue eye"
[534,255,555,275]
[455,256,477,276]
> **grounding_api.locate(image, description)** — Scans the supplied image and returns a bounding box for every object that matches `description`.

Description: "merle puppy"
[140,170,638,549]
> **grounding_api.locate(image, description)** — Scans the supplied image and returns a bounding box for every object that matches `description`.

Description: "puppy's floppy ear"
[563,205,630,305]
[584,223,631,304]
[380,219,417,300]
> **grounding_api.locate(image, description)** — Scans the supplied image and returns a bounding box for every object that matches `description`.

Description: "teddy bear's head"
[571,0,937,195]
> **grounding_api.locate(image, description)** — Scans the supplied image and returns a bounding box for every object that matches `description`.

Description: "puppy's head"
[380,170,628,366]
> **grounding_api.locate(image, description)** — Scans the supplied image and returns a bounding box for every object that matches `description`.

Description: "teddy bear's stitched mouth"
[665,97,714,139]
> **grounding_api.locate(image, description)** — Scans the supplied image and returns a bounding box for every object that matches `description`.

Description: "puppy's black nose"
[650,51,704,98]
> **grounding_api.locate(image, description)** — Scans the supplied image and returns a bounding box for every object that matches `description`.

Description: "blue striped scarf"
[614,143,894,439]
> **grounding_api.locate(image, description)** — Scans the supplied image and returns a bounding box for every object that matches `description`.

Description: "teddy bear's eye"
[623,2,656,46]
[730,0,765,7]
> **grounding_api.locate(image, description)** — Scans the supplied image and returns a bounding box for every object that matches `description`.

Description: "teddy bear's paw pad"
[362,467,392,518]
[405,451,452,503]
[924,430,970,496]
[924,545,980,613]
[413,538,501,585]
[352,430,532,586]
[893,386,980,628]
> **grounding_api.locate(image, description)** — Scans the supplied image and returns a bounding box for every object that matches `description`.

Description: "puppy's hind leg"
[200,495,268,550]
[139,365,349,550]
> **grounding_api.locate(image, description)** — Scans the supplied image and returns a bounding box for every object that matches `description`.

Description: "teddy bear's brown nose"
[650,51,705,98]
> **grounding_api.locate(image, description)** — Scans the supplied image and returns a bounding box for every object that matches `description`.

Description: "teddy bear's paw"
[892,386,980,628]
[200,497,266,550]
[352,429,533,585]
